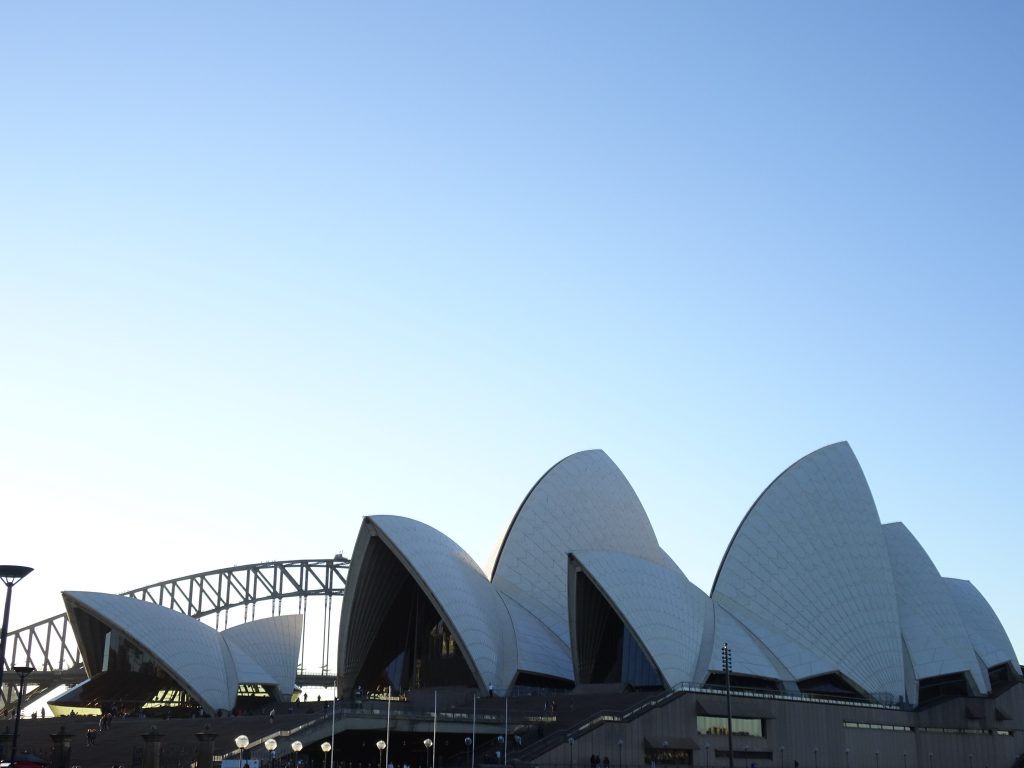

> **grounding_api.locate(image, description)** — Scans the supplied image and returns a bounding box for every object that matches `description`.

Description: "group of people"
[99,710,115,731]
[85,710,116,746]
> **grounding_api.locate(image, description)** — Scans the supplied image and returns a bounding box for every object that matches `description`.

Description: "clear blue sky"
[2,2,1022,665]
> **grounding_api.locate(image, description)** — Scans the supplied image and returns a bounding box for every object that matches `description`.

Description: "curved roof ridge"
[222,614,303,697]
[491,449,662,644]
[347,515,518,692]
[944,577,1020,672]
[882,522,988,696]
[63,591,236,714]
[711,441,849,593]
[710,441,905,701]
[488,449,603,580]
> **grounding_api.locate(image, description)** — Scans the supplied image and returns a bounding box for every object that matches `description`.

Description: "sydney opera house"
[51,442,1024,767]
[333,442,1024,766]
[338,442,1018,706]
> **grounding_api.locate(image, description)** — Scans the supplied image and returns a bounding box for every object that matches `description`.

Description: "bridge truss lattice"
[0,557,349,714]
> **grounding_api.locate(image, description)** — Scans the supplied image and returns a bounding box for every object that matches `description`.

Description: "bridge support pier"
[142,726,165,768]
[50,725,74,768]
[195,725,218,768]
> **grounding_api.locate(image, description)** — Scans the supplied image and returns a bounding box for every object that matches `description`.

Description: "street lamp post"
[9,665,34,760]
[293,740,304,768]
[267,738,279,768]
[236,735,250,768]
[331,697,337,768]
[618,740,624,768]
[321,741,332,768]
[722,643,735,768]
[423,739,433,768]
[378,740,387,768]
[0,564,33,761]
[569,737,575,768]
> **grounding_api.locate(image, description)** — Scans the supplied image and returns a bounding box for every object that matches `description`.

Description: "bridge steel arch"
[0,557,349,714]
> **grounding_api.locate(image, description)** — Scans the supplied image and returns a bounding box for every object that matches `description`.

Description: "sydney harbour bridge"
[0,557,349,715]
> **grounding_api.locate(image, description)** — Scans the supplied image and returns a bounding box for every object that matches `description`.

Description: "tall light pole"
[423,739,433,768]
[385,686,392,768]
[0,563,33,758]
[568,737,575,768]
[377,741,387,768]
[10,665,34,760]
[293,740,304,768]
[722,643,735,768]
[330,695,336,768]
[267,738,278,768]
[321,741,332,768]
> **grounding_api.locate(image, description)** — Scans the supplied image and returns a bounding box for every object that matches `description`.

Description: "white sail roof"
[712,442,906,702]
[883,522,989,701]
[64,591,238,714]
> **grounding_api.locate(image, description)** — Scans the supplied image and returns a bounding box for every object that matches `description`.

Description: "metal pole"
[472,695,477,768]
[0,583,13,671]
[331,696,336,768]
[0,564,33,761]
[723,643,734,768]
[386,686,392,768]
[432,691,438,768]
[10,667,32,759]
[504,696,508,768]
[0,582,12,760]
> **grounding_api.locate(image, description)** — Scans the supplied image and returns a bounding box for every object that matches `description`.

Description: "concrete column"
[142,726,165,768]
[49,726,74,768]
[195,726,218,768]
